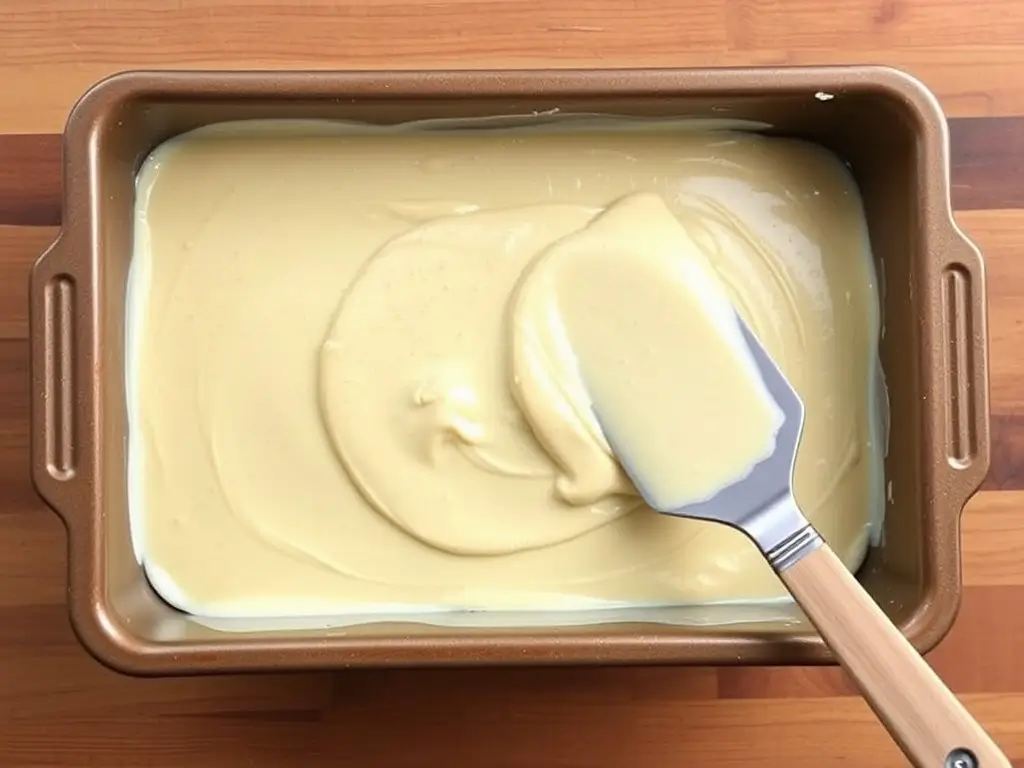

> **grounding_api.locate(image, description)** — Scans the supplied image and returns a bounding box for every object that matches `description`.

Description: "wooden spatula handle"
[779,544,1009,768]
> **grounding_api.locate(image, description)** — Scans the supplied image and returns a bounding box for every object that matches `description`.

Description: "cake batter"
[128,119,884,617]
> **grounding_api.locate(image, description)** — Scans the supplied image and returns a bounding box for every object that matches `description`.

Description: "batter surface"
[129,119,885,618]
[507,191,787,515]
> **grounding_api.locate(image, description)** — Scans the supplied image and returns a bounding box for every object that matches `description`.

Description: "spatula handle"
[778,544,1009,768]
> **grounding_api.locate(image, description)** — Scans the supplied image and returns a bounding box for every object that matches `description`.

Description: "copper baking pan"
[30,67,989,674]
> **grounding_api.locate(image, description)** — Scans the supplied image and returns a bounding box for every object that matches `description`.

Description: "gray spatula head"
[600,315,822,571]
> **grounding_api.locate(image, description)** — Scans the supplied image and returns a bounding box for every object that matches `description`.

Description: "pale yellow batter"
[129,119,884,618]
[507,191,785,514]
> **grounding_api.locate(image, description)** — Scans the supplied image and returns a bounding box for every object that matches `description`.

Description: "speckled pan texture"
[30,67,989,675]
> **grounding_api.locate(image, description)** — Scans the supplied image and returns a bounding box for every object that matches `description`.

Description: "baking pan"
[30,67,989,674]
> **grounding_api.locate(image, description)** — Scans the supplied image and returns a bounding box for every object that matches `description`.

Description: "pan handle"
[30,234,95,533]
[935,225,990,505]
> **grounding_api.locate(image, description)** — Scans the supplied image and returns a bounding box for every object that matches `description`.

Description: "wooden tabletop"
[3,1,1024,765]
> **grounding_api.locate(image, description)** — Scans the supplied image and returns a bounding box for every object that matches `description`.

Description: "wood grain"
[5,0,1024,133]
[950,119,1024,210]
[0,135,60,227]
[0,228,57,336]
[1,1,1023,766]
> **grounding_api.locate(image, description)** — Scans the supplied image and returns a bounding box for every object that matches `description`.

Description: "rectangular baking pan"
[30,67,989,674]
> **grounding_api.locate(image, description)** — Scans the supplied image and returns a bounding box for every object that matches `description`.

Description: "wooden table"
[2,1,1023,765]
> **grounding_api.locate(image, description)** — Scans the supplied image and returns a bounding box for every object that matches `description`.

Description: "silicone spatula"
[598,317,1008,768]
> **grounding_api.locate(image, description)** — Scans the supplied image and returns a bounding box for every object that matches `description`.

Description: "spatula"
[599,317,1009,768]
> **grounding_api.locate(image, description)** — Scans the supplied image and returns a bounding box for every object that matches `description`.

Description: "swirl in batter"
[132,121,884,617]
